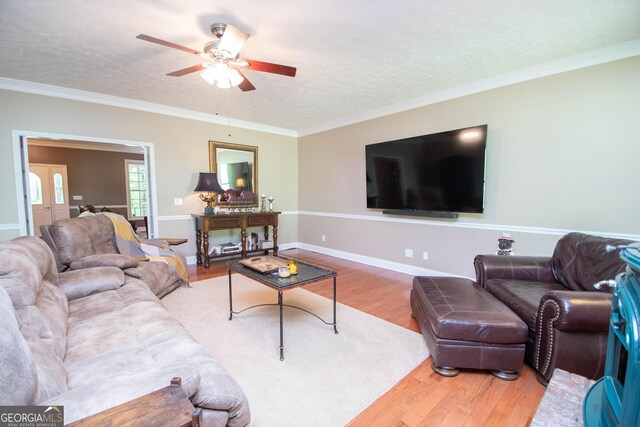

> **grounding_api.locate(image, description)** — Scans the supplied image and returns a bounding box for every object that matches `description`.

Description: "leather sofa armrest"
[58,267,125,300]
[473,255,554,288]
[533,290,612,382]
[538,290,612,333]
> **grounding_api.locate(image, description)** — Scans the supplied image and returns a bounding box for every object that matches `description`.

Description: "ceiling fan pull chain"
[227,87,232,139]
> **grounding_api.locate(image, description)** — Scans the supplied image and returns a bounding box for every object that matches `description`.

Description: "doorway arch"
[12,130,158,237]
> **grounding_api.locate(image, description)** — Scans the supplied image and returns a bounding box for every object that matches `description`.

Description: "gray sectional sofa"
[0,236,250,426]
[40,214,185,298]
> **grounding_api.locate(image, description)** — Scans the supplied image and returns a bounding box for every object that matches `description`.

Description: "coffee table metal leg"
[228,269,233,320]
[333,276,338,334]
[279,290,284,361]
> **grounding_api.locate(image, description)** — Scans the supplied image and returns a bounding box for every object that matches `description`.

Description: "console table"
[192,212,280,268]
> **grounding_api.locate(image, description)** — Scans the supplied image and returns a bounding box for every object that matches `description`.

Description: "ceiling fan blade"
[235,69,256,92]
[218,24,250,57]
[166,64,205,77]
[244,59,297,77]
[136,34,201,55]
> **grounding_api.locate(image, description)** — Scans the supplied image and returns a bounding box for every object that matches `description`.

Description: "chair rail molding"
[0,223,21,231]
[297,211,640,241]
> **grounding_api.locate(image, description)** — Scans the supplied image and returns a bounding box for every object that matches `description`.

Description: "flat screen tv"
[366,125,487,216]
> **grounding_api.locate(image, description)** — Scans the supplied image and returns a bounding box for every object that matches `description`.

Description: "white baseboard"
[186,241,462,278]
[286,242,465,278]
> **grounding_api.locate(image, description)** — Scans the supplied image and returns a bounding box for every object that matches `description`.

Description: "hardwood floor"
[188,249,546,426]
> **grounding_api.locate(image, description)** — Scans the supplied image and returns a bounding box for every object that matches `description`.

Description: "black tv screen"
[366,125,487,214]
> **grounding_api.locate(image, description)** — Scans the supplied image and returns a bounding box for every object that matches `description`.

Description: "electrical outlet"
[72,195,83,201]
[423,251,429,260]
[321,235,326,242]
[174,198,183,206]
[405,249,413,258]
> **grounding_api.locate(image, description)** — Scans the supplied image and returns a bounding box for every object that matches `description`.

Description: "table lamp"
[194,172,224,214]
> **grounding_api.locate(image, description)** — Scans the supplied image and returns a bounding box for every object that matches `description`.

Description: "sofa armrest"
[538,290,612,333]
[69,254,139,270]
[58,267,125,300]
[473,255,554,288]
[533,290,612,381]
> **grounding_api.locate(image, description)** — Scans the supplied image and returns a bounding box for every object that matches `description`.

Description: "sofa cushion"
[0,287,38,405]
[124,262,181,298]
[64,278,164,388]
[58,267,124,301]
[0,240,49,306]
[22,324,68,402]
[64,278,249,421]
[485,279,565,331]
[49,215,118,266]
[551,232,631,291]
[70,254,138,270]
[36,281,69,359]
[11,236,59,283]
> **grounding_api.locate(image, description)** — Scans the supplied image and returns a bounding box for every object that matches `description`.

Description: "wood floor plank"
[188,249,546,426]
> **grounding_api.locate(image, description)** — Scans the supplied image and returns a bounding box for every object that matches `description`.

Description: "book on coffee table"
[239,256,287,273]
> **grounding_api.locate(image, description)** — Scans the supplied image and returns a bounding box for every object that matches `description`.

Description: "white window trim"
[125,159,147,220]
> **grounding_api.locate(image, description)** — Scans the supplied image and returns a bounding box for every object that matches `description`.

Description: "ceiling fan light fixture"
[228,68,244,87]
[216,78,231,89]
[137,22,295,92]
[200,67,217,85]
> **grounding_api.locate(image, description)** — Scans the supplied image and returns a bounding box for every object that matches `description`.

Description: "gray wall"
[298,56,640,277]
[0,91,298,258]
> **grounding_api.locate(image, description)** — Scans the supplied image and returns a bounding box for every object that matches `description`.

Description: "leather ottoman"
[411,276,528,380]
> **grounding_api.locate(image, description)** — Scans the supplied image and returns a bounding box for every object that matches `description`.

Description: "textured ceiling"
[1,0,639,134]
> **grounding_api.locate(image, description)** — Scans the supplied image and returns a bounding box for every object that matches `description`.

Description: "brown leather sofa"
[474,232,632,384]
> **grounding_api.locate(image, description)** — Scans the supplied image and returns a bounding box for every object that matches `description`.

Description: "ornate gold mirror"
[209,141,258,207]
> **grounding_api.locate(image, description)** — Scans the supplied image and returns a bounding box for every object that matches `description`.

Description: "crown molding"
[298,40,640,137]
[0,77,298,138]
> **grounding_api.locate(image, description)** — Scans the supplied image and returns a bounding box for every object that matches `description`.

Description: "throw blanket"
[100,212,189,282]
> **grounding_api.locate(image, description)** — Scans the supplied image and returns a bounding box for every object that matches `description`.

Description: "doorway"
[13,131,157,237]
[29,163,70,236]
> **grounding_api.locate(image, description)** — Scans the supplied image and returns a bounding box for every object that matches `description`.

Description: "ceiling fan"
[136,23,296,91]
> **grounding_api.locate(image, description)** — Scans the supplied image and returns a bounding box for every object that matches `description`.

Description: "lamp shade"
[194,172,224,193]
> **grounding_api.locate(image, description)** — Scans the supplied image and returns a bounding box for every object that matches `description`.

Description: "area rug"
[161,274,430,427]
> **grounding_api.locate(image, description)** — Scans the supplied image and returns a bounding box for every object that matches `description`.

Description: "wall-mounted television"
[365,125,487,217]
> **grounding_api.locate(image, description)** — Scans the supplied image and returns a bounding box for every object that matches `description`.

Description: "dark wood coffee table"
[227,257,338,360]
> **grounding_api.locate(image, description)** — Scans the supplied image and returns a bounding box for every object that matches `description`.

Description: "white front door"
[29,164,70,236]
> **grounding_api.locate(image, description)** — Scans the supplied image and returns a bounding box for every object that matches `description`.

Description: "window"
[29,172,43,205]
[53,172,65,204]
[125,160,147,219]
